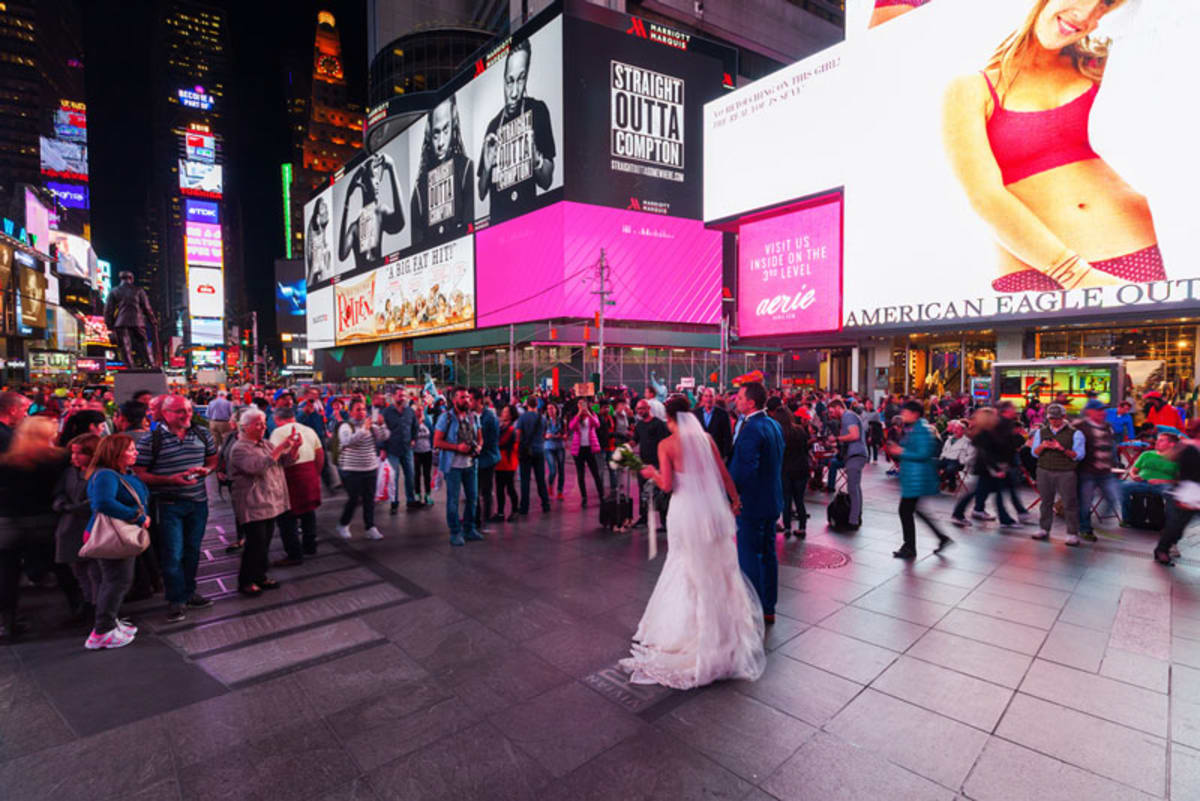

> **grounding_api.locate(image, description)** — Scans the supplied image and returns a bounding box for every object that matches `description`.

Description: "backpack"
[827,491,852,530]
[327,421,347,466]
[216,432,238,485]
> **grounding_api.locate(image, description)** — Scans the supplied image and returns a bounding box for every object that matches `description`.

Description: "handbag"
[79,475,150,559]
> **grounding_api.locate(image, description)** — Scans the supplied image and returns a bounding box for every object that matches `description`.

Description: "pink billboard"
[185,221,223,266]
[476,202,721,328]
[737,195,842,337]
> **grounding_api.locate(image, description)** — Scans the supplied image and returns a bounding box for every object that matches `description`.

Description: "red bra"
[983,72,1100,185]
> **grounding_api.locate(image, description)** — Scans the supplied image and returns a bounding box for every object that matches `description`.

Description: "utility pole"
[508,323,515,400]
[251,310,260,387]
[590,249,612,392]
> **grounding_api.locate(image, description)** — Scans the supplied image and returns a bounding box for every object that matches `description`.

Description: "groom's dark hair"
[741,382,767,410]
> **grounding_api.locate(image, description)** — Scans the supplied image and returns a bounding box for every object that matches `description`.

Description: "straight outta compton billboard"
[610,62,685,179]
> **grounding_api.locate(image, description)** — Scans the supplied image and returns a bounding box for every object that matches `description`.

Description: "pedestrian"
[53,433,102,622]
[133,395,216,623]
[694,387,734,462]
[863,399,884,462]
[0,390,32,453]
[1154,420,1200,565]
[569,401,605,507]
[269,404,324,565]
[412,398,435,505]
[1144,391,1184,431]
[474,390,500,529]
[493,405,519,521]
[632,398,670,527]
[333,400,387,541]
[382,390,421,513]
[1077,398,1122,542]
[951,407,1019,528]
[229,408,300,596]
[81,433,149,649]
[543,402,566,499]
[889,401,953,559]
[206,390,234,450]
[433,387,482,546]
[826,399,867,530]
[770,401,809,539]
[516,396,551,514]
[1030,403,1085,545]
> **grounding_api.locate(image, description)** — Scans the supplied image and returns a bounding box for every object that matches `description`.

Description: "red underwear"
[991,244,1165,293]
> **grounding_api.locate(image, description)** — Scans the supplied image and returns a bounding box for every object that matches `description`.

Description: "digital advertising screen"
[0,244,10,334]
[185,131,216,163]
[54,101,88,143]
[82,315,111,347]
[305,285,335,349]
[737,194,843,337]
[563,11,733,219]
[191,349,224,368]
[185,199,220,225]
[191,316,225,345]
[334,234,475,344]
[302,185,335,286]
[51,231,94,279]
[39,137,88,181]
[185,221,223,267]
[187,266,224,318]
[23,189,51,256]
[18,265,47,329]
[46,181,89,211]
[476,201,721,327]
[179,160,223,197]
[274,258,306,334]
[707,0,1199,330]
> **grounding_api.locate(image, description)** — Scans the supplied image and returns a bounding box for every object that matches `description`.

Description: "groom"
[729,382,784,624]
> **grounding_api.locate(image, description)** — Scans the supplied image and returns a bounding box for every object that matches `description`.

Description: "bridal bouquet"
[609,443,644,472]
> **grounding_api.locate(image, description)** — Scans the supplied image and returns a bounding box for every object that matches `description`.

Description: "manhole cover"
[794,544,851,569]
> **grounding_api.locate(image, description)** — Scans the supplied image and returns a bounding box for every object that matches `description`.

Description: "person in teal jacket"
[888,400,952,560]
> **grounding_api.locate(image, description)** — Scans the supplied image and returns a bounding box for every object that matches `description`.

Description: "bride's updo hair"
[665,394,691,420]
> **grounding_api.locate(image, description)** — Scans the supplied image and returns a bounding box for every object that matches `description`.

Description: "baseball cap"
[1083,399,1106,412]
[1046,403,1066,418]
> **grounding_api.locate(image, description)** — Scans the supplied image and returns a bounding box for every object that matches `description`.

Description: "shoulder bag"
[79,474,151,559]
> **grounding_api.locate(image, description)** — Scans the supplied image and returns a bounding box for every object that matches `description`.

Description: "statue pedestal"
[114,371,168,405]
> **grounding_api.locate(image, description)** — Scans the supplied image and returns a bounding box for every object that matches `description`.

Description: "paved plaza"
[2,460,1200,800]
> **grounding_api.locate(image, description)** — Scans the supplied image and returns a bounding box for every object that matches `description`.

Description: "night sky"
[81,0,367,337]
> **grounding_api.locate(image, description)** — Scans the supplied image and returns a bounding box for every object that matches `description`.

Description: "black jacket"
[694,406,733,461]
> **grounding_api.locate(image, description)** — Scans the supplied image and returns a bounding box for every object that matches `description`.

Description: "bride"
[619,394,766,689]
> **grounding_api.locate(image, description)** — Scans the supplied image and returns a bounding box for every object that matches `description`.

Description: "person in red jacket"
[1144,392,1184,431]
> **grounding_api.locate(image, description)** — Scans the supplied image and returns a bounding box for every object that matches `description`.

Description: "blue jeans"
[387,451,416,504]
[157,499,209,605]
[736,515,777,615]
[1120,481,1170,522]
[545,447,565,493]
[443,465,478,539]
[1078,472,1122,533]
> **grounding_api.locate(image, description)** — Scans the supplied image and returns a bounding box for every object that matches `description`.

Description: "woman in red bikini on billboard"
[871,0,933,29]
[944,0,1162,293]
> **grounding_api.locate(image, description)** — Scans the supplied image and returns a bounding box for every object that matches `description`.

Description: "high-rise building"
[284,11,365,264]
[147,0,238,365]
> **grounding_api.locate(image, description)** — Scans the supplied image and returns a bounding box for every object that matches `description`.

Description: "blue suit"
[729,411,785,615]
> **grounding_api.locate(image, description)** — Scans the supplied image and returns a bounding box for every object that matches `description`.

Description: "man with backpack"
[516,396,551,515]
[132,395,217,623]
[827,399,866,531]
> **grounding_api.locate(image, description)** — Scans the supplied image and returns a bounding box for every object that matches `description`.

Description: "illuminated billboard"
[54,100,87,143]
[334,235,475,344]
[40,137,88,181]
[706,0,1200,329]
[191,316,224,345]
[18,265,47,329]
[306,285,334,349]
[185,131,216,163]
[187,267,224,318]
[96,259,112,301]
[51,232,95,280]
[83,315,111,347]
[178,86,214,110]
[46,181,89,210]
[179,160,223,197]
[23,189,50,256]
[185,221,223,267]
[185,199,220,224]
[274,259,305,334]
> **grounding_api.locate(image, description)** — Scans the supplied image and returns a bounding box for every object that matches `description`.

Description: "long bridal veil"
[620,411,766,689]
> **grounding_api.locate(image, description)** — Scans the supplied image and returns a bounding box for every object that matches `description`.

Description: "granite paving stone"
[1019,658,1168,736]
[779,626,898,685]
[852,587,953,627]
[975,575,1072,609]
[1099,648,1170,694]
[958,589,1062,630]
[871,655,1014,731]
[819,604,929,651]
[431,646,572,716]
[1037,620,1111,672]
[196,617,385,684]
[1172,742,1200,801]
[906,629,1034,689]
[763,732,955,801]
[1174,664,1200,748]
[265,642,427,717]
[935,608,1048,655]
[0,671,76,762]
[963,737,1159,801]
[734,652,863,727]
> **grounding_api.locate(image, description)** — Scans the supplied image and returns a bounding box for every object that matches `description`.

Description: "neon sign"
[178,86,214,110]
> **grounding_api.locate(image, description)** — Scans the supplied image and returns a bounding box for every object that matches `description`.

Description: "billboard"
[306,285,335,349]
[707,0,1200,330]
[83,315,111,347]
[185,221,223,267]
[302,185,334,285]
[737,194,843,338]
[334,234,475,344]
[191,316,224,345]
[54,101,88,143]
[18,265,47,329]
[185,131,216,163]
[187,267,224,318]
[24,189,51,256]
[40,137,88,181]
[185,199,220,224]
[179,160,223,197]
[274,258,306,334]
[476,201,721,327]
[46,181,89,211]
[51,231,94,279]
[563,13,732,219]
[0,244,9,334]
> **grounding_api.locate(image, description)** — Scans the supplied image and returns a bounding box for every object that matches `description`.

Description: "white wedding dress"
[619,413,766,689]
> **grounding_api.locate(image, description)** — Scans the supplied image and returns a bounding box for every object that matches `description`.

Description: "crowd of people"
[0,375,1195,651]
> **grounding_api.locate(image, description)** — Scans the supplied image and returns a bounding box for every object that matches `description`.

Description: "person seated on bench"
[937,421,974,490]
[1119,432,1180,527]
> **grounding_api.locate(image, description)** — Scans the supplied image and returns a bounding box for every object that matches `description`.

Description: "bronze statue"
[104,271,160,370]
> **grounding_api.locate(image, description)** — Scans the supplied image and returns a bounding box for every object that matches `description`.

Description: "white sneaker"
[84,626,135,650]
[1018,513,1037,526]
[335,524,352,539]
[364,527,384,540]
[117,618,137,635]
[970,511,996,521]
[1065,535,1081,546]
